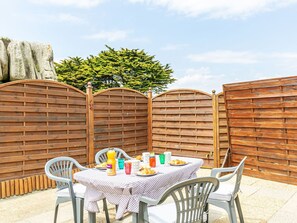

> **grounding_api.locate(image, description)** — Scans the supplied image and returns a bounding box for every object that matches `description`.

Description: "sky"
[1,0,297,93]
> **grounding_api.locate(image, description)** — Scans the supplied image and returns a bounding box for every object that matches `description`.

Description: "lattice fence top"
[93,88,148,157]
[152,89,215,167]
[0,80,88,180]
[224,76,297,185]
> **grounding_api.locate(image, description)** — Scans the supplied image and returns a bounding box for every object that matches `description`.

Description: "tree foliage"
[55,45,175,93]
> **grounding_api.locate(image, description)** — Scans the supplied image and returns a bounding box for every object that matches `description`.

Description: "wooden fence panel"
[93,88,148,157]
[224,76,297,185]
[0,80,88,181]
[152,89,214,167]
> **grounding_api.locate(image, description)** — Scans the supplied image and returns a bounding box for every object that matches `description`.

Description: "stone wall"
[0,38,57,82]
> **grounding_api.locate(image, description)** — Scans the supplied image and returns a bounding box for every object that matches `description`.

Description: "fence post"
[212,90,220,168]
[147,88,153,152]
[87,82,95,164]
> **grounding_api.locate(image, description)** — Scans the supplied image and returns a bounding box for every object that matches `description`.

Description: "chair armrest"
[45,171,72,184]
[76,164,88,171]
[211,166,237,182]
[139,196,160,206]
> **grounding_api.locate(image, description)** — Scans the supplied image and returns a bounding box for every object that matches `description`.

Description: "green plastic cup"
[159,154,165,164]
[118,158,125,169]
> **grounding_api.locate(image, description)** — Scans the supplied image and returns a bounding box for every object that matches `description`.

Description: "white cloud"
[83,30,129,42]
[128,0,297,19]
[270,52,297,60]
[56,13,85,23]
[188,50,297,64]
[169,67,225,92]
[161,43,188,51]
[29,0,104,8]
[188,50,259,64]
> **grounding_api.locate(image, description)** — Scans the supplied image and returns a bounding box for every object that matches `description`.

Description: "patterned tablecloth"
[74,156,203,219]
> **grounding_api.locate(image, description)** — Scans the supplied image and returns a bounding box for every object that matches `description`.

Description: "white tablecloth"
[74,156,203,219]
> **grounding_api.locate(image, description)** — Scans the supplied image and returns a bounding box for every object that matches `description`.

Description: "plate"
[136,171,158,177]
[94,166,107,170]
[169,161,188,166]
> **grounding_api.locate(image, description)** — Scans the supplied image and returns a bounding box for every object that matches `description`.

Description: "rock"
[30,42,57,80]
[6,40,57,81]
[0,40,9,81]
[7,41,38,80]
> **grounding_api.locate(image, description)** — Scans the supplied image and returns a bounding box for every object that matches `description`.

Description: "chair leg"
[138,201,149,223]
[103,198,110,223]
[54,203,59,223]
[229,201,238,223]
[76,198,84,223]
[222,201,237,223]
[235,196,244,223]
[71,197,78,223]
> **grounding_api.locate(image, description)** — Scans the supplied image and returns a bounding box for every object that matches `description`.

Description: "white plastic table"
[74,156,204,223]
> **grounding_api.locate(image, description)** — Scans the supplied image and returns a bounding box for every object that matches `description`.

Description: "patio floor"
[1,169,297,223]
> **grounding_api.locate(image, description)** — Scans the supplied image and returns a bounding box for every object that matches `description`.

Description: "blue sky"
[1,0,297,93]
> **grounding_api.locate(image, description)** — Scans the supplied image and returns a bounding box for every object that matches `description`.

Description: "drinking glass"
[118,158,125,170]
[159,154,165,164]
[164,151,172,166]
[130,160,140,175]
[124,161,132,175]
[142,152,150,165]
[149,155,156,167]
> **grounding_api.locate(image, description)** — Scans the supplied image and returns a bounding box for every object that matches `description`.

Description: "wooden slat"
[94,104,147,110]
[94,97,147,103]
[0,133,86,143]
[152,116,213,122]
[228,121,297,129]
[0,95,86,105]
[0,85,85,98]
[0,141,86,153]
[152,123,213,130]
[0,116,86,122]
[153,94,211,101]
[94,112,147,118]
[0,125,87,132]
[0,106,86,113]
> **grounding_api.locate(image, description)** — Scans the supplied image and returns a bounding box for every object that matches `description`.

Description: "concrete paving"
[1,169,297,223]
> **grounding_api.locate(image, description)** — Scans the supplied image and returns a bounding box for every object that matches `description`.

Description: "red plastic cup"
[124,162,132,175]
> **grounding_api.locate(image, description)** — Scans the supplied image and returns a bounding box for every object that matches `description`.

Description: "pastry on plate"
[138,167,155,175]
[169,159,187,165]
[95,162,107,169]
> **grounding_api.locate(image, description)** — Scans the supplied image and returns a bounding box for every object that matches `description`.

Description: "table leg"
[88,212,96,223]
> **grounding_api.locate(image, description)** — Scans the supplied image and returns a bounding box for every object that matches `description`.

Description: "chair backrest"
[45,156,83,189]
[95,147,132,164]
[233,156,247,196]
[158,177,219,223]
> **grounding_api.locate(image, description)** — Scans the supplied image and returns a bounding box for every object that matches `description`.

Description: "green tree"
[55,45,175,93]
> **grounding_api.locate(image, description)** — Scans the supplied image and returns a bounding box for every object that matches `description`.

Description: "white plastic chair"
[45,156,110,223]
[207,156,247,223]
[95,147,133,164]
[137,177,219,223]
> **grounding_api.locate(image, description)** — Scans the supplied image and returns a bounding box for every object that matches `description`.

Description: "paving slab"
[1,169,297,223]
